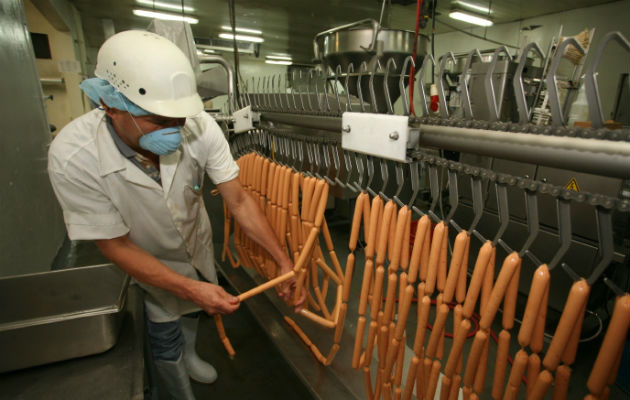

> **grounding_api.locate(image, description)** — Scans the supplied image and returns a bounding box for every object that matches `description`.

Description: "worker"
[47,30,301,400]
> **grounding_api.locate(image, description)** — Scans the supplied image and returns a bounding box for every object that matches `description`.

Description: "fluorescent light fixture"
[220,25,262,35]
[449,10,493,26]
[218,33,264,43]
[455,1,490,14]
[265,60,292,65]
[136,0,194,12]
[266,55,292,61]
[133,9,198,24]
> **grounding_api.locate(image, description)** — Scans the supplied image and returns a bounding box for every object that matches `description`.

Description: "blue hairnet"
[79,78,151,116]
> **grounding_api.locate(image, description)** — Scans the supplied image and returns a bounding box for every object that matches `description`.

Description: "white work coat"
[48,109,239,322]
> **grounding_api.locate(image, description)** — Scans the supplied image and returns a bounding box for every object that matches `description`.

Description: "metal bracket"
[341,112,410,162]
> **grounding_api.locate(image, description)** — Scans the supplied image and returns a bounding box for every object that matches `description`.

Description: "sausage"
[413,296,432,355]
[324,343,340,366]
[388,203,399,263]
[343,254,355,303]
[462,241,493,318]
[362,192,372,240]
[308,178,325,222]
[437,224,449,292]
[377,200,397,265]
[551,364,571,400]
[426,303,449,359]
[409,215,430,284]
[352,316,366,369]
[300,308,336,328]
[454,305,465,373]
[448,375,462,400]
[527,353,541,398]
[480,246,496,314]
[473,337,490,394]
[364,366,374,400]
[491,330,511,399]
[425,222,446,295]
[587,293,630,395]
[300,176,315,221]
[529,370,554,400]
[530,279,549,354]
[237,270,296,301]
[370,266,386,320]
[561,295,588,365]
[518,264,550,348]
[358,259,374,315]
[479,252,521,330]
[456,234,470,304]
[363,320,379,367]
[397,272,408,317]
[383,273,399,326]
[420,223,431,281]
[213,314,236,357]
[444,231,469,303]
[349,193,366,251]
[463,330,489,387]
[402,356,420,400]
[436,294,446,360]
[425,360,442,400]
[313,181,330,228]
[543,279,591,371]
[334,303,347,343]
[395,285,415,340]
[506,349,529,393]
[444,319,472,377]
[501,257,521,330]
[390,206,409,272]
[394,335,406,386]
[366,195,384,259]
[401,209,412,271]
[440,375,452,400]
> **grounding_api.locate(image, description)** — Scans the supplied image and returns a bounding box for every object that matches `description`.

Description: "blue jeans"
[146,312,200,361]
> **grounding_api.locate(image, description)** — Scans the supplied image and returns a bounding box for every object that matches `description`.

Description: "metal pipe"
[418,124,630,179]
[198,55,236,114]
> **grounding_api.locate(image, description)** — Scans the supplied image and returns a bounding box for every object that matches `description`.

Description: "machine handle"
[484,46,513,121]
[437,52,456,118]
[546,37,586,126]
[459,49,483,119]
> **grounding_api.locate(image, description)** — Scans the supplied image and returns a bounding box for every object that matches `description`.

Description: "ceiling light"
[449,10,493,26]
[266,55,292,61]
[454,1,490,14]
[136,0,194,12]
[265,60,292,65]
[218,33,264,43]
[133,9,198,24]
[221,25,262,35]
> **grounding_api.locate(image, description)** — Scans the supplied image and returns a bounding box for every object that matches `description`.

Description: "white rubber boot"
[180,316,218,384]
[154,353,196,400]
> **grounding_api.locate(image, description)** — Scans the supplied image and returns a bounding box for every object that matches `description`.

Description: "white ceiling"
[69,0,618,63]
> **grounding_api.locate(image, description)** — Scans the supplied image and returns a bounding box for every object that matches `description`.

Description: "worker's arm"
[94,235,239,315]
[217,178,304,309]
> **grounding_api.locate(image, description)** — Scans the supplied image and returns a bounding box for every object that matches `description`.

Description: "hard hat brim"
[141,93,204,118]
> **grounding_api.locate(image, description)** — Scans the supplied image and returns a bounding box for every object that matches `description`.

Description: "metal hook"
[384,57,398,114]
[459,49,483,119]
[546,37,586,126]
[392,162,406,207]
[353,152,366,192]
[345,63,355,112]
[331,143,345,188]
[437,52,457,118]
[364,155,377,196]
[417,54,436,117]
[445,168,462,233]
[584,31,630,128]
[318,69,331,113]
[408,161,420,208]
[513,43,545,123]
[519,188,542,265]
[321,141,335,185]
[298,70,306,112]
[468,173,485,241]
[485,46,513,121]
[369,57,383,113]
[548,198,572,270]
[400,55,416,116]
[427,163,441,222]
[314,70,322,113]
[586,207,615,285]
[378,158,390,201]
[307,70,315,113]
[334,65,343,115]
[357,61,369,112]
[493,182,512,253]
[311,140,324,179]
[304,140,315,176]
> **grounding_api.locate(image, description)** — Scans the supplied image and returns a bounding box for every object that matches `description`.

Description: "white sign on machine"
[341,112,413,162]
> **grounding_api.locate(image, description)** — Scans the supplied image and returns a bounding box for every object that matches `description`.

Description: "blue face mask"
[139,127,182,156]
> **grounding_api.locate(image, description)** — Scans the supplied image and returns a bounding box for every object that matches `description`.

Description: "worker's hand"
[276,258,306,313]
[192,281,240,315]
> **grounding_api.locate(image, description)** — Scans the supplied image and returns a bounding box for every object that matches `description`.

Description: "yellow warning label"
[565,177,580,192]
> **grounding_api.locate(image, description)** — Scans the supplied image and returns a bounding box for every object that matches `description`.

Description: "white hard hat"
[95,30,203,118]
